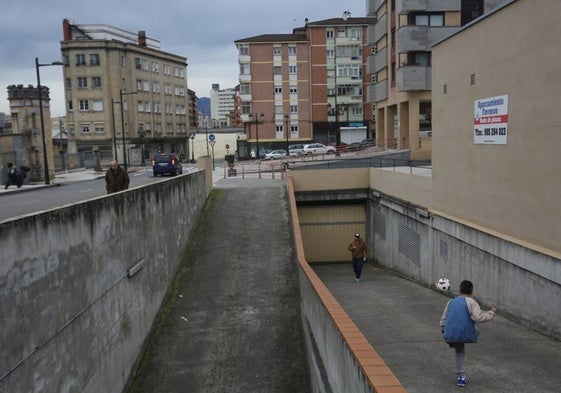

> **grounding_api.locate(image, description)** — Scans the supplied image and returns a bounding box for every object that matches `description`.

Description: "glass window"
[290,105,298,113]
[81,124,90,134]
[288,46,297,55]
[289,66,297,74]
[326,30,334,38]
[239,44,249,55]
[79,100,89,111]
[92,100,103,111]
[94,124,104,134]
[76,54,86,65]
[273,48,281,56]
[65,78,72,89]
[240,63,250,75]
[92,77,101,88]
[90,54,100,65]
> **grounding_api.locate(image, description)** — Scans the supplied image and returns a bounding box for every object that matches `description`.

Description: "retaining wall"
[0,170,207,393]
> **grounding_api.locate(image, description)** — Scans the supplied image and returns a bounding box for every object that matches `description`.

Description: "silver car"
[302,143,336,156]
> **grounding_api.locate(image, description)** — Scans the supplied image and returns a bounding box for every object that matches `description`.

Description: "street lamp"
[138,126,146,166]
[119,89,137,169]
[111,99,120,160]
[35,57,64,185]
[284,114,290,156]
[248,112,264,159]
[190,132,196,163]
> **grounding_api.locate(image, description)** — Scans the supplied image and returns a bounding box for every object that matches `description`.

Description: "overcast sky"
[0,0,366,117]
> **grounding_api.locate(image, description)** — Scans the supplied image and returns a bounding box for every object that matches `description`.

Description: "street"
[0,165,195,222]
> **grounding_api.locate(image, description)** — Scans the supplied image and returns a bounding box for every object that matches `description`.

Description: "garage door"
[298,204,366,263]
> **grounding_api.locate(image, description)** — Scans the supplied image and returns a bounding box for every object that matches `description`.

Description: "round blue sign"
[208,133,216,141]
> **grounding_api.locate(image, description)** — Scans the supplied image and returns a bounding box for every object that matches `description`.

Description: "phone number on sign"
[475,127,507,136]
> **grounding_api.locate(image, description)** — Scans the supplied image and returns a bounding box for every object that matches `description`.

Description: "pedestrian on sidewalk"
[105,160,130,194]
[4,162,23,189]
[347,233,368,283]
[440,280,497,387]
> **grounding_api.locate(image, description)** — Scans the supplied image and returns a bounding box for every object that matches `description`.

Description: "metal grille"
[398,222,420,265]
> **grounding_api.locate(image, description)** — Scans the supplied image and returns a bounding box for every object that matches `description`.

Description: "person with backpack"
[440,280,497,387]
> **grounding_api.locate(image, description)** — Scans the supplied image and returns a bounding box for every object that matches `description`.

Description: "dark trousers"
[352,258,364,279]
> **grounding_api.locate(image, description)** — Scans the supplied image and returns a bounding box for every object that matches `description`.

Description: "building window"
[68,101,73,111]
[76,54,86,66]
[338,27,346,38]
[90,54,100,65]
[410,13,444,26]
[81,124,90,134]
[241,102,251,114]
[164,84,172,95]
[143,81,150,91]
[326,50,334,58]
[154,102,161,113]
[240,63,250,75]
[274,87,282,94]
[135,57,148,70]
[65,78,72,89]
[166,123,173,134]
[92,77,101,88]
[92,100,103,111]
[406,52,431,66]
[120,54,125,67]
[152,62,159,73]
[145,102,151,113]
[336,45,362,58]
[77,77,87,88]
[138,101,144,112]
[94,123,104,134]
[273,48,281,56]
[79,100,89,111]
[326,30,334,38]
[290,105,298,113]
[288,46,297,55]
[240,83,251,94]
[290,125,299,132]
[275,125,283,132]
[289,87,298,94]
[275,105,283,114]
[163,64,171,75]
[289,65,297,75]
[153,82,160,93]
[337,64,362,77]
[350,28,362,40]
[239,44,249,55]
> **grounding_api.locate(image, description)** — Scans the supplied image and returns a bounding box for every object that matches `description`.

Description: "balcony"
[238,54,250,63]
[397,65,431,91]
[239,74,251,83]
[239,93,252,102]
[396,0,461,13]
[368,79,388,103]
[368,46,387,74]
[373,13,387,43]
[397,25,461,51]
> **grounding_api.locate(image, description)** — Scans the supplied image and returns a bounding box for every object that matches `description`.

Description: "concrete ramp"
[127,181,310,393]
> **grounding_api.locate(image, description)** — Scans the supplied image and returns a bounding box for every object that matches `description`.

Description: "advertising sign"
[474,94,508,144]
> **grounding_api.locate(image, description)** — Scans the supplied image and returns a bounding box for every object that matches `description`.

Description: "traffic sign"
[225,144,230,149]
[208,133,215,142]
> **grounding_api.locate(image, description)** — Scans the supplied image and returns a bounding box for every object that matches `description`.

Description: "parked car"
[360,138,377,148]
[264,149,287,160]
[327,142,348,152]
[302,143,336,156]
[152,153,183,176]
[288,144,305,157]
[344,142,362,152]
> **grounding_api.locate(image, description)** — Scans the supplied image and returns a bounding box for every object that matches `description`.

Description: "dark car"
[152,153,183,176]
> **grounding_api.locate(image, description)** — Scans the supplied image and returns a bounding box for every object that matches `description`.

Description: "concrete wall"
[432,0,561,255]
[0,170,207,393]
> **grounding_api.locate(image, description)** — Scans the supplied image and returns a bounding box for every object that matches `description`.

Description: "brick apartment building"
[235,13,374,157]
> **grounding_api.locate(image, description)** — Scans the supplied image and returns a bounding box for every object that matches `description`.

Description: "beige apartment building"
[367,0,504,159]
[235,14,374,157]
[61,19,191,166]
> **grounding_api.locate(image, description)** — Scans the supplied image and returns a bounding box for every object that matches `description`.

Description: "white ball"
[436,277,451,292]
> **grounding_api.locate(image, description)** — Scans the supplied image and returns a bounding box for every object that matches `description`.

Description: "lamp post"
[190,132,196,163]
[328,103,346,155]
[248,112,264,159]
[35,57,64,185]
[111,99,120,160]
[284,114,290,156]
[205,126,209,156]
[138,126,146,166]
[119,89,137,169]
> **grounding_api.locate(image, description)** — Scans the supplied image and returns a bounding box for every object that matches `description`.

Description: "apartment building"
[234,13,374,156]
[209,84,236,128]
[367,0,505,159]
[61,19,190,165]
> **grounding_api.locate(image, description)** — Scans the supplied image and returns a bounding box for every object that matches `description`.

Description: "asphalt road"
[0,167,189,221]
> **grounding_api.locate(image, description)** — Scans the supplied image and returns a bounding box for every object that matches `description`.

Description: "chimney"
[63,18,72,41]
[138,30,146,47]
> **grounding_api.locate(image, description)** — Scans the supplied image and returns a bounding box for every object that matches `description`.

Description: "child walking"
[439,280,497,387]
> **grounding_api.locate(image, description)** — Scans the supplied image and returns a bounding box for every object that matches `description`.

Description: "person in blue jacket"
[440,280,497,387]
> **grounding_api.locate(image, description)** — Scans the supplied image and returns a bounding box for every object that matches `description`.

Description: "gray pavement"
[313,263,561,392]
[126,182,310,393]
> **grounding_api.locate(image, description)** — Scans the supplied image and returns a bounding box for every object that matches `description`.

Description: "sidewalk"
[0,169,105,195]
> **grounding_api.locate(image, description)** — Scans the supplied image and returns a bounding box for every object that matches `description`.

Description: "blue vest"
[443,297,479,343]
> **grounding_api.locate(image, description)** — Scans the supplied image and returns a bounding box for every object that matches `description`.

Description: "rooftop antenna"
[342,10,351,20]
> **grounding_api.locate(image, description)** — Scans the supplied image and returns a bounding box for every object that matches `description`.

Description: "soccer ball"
[436,277,451,292]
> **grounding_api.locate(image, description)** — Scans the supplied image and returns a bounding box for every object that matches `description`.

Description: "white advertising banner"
[474,94,508,144]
